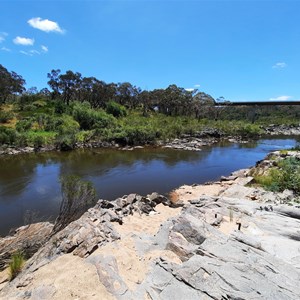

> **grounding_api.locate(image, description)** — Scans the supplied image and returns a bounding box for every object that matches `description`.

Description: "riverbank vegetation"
[1,64,300,150]
[252,156,300,195]
[8,251,25,280]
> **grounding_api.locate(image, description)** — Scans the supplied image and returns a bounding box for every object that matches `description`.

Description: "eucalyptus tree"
[192,92,216,119]
[47,69,83,105]
[0,64,25,103]
[116,82,141,109]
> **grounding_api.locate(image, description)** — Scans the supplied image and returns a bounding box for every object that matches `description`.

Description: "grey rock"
[162,137,218,151]
[147,192,170,206]
[133,205,300,299]
[31,285,56,300]
[0,222,53,271]
[87,255,128,297]
[166,231,198,261]
[220,175,237,181]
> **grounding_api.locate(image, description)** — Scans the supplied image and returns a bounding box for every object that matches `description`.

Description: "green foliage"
[55,134,77,151]
[211,120,261,137]
[54,100,69,114]
[16,118,33,132]
[279,149,288,155]
[18,94,36,111]
[0,129,55,148]
[52,115,80,150]
[32,135,45,148]
[52,175,97,234]
[32,100,47,108]
[0,64,25,103]
[0,110,14,123]
[75,130,94,143]
[109,125,157,145]
[9,252,25,280]
[56,115,80,135]
[254,157,300,194]
[41,115,66,132]
[106,101,127,118]
[0,126,17,145]
[15,133,29,147]
[72,102,116,130]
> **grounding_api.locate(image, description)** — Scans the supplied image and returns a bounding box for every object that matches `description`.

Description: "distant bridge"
[218,101,300,106]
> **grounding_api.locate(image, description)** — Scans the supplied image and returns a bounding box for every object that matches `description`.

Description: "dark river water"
[0,138,298,236]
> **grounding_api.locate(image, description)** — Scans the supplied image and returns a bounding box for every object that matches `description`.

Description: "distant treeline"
[1,64,300,122]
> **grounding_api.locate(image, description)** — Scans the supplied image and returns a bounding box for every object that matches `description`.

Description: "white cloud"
[269,95,292,101]
[0,32,8,43]
[20,49,41,56]
[194,84,201,88]
[41,45,48,52]
[13,36,34,46]
[30,50,40,55]
[28,17,64,33]
[272,62,287,69]
[20,50,31,56]
[1,47,11,52]
[185,88,195,92]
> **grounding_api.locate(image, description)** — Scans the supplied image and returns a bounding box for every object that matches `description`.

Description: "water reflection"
[0,138,297,236]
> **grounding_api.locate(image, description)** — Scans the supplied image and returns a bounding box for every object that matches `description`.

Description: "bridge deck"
[220,101,300,106]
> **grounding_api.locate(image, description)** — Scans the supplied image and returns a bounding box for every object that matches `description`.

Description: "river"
[0,137,298,236]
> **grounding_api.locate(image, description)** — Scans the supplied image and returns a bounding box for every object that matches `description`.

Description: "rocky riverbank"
[1,151,300,299]
[1,123,300,155]
[264,123,300,136]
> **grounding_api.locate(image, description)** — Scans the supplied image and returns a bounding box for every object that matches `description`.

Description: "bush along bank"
[2,99,300,155]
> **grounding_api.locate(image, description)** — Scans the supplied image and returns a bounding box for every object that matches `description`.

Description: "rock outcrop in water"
[1,151,300,299]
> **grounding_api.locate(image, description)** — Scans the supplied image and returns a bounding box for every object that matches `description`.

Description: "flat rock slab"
[132,205,300,299]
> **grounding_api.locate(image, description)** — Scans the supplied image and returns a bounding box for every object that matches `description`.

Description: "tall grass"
[9,252,25,280]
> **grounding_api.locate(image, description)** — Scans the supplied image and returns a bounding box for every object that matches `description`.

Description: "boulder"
[0,222,53,271]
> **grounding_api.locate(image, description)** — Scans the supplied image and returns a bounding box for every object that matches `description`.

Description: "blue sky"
[0,0,299,101]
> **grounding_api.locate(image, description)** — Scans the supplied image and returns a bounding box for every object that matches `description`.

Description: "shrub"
[55,134,77,151]
[0,111,14,123]
[106,101,127,118]
[52,175,97,234]
[16,119,33,132]
[18,94,36,111]
[0,126,17,145]
[54,115,80,150]
[15,133,29,147]
[56,115,80,135]
[125,126,157,145]
[72,102,115,130]
[107,125,157,145]
[237,123,261,137]
[33,135,45,148]
[75,130,94,143]
[43,115,64,132]
[54,101,69,114]
[32,100,47,108]
[9,252,25,280]
[254,157,300,194]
